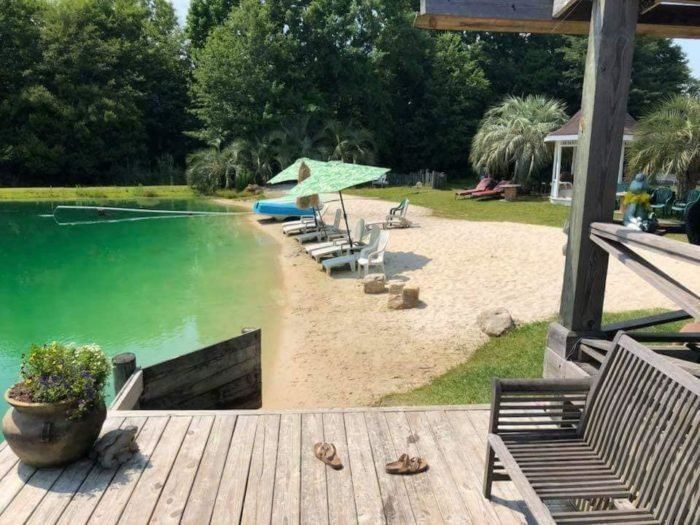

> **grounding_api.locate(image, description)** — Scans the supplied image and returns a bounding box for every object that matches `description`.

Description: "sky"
[170,0,700,79]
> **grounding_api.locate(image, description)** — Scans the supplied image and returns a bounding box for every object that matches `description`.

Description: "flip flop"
[314,442,343,470]
[385,454,428,475]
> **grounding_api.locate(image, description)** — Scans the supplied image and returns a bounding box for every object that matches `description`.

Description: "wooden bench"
[483,333,700,524]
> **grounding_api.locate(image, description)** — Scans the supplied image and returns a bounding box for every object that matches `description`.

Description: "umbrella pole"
[338,191,353,246]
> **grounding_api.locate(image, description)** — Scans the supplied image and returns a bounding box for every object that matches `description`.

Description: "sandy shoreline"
[220,196,699,408]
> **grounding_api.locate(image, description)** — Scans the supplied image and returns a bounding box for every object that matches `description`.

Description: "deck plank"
[300,412,329,525]
[241,414,280,524]
[7,417,126,525]
[344,412,385,524]
[0,444,20,485]
[404,411,470,524]
[363,411,416,524]
[75,416,166,525]
[384,411,443,523]
[271,413,301,525]
[112,416,192,524]
[0,462,36,515]
[150,415,215,525]
[322,412,357,525]
[180,415,237,525]
[450,410,530,524]
[424,410,503,525]
[210,415,258,525]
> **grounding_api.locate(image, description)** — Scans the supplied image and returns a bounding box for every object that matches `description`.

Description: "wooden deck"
[0,406,535,524]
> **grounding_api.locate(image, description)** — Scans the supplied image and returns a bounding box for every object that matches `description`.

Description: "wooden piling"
[113,352,137,396]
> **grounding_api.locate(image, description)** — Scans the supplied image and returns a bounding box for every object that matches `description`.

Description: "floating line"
[47,205,250,226]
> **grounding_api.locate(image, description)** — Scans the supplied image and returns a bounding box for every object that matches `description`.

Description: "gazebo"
[545,110,637,204]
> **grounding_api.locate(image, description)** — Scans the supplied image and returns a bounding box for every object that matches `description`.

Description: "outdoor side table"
[502,184,521,202]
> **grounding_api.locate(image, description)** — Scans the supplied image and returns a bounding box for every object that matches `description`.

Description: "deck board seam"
[178,416,215,523]
[206,415,239,524]
[360,412,389,523]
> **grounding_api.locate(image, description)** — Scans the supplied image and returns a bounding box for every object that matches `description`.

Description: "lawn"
[378,309,686,407]
[0,185,195,201]
[0,186,260,202]
[349,185,570,228]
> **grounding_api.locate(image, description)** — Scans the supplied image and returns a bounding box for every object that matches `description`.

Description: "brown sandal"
[314,442,343,470]
[385,454,428,475]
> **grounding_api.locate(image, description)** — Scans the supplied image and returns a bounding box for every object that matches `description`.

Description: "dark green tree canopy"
[185,0,239,49]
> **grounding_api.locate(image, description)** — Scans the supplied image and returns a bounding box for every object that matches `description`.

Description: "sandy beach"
[229,196,699,408]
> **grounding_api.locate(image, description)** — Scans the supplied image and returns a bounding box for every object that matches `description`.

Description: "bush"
[16,342,111,419]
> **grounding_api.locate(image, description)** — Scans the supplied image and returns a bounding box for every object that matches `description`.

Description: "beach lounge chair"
[321,230,384,275]
[357,230,389,276]
[672,188,700,218]
[304,219,365,255]
[649,187,674,217]
[385,199,411,228]
[295,210,342,243]
[454,178,493,199]
[311,226,380,262]
[282,206,326,235]
[471,179,510,199]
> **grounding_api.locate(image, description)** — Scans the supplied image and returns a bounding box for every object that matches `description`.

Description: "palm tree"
[271,116,326,168]
[470,95,568,185]
[227,135,280,184]
[185,139,236,194]
[628,95,700,198]
[319,120,376,164]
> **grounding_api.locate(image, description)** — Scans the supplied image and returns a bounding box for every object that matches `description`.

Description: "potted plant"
[2,342,111,467]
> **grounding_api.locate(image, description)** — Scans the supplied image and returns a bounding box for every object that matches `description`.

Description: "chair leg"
[483,443,495,499]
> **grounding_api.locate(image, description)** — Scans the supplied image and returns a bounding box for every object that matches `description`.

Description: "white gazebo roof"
[545,110,637,142]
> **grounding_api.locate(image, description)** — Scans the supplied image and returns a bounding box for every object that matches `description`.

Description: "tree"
[628,95,700,198]
[186,0,239,50]
[319,120,376,164]
[559,36,692,117]
[470,95,567,186]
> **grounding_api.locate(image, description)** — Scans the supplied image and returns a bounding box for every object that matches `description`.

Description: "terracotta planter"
[2,389,106,468]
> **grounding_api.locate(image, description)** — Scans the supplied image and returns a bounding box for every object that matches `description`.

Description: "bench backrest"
[580,334,699,524]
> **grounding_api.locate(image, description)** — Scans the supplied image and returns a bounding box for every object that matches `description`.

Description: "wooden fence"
[386,169,447,189]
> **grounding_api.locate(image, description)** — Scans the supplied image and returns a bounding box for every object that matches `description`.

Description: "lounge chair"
[282,206,326,235]
[304,219,365,255]
[649,187,674,217]
[672,188,700,218]
[366,199,412,230]
[454,178,493,199]
[357,230,389,276]
[321,230,386,275]
[295,210,342,243]
[310,225,379,262]
[471,179,510,199]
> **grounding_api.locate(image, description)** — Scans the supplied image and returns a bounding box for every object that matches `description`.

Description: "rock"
[387,292,405,310]
[90,426,139,469]
[477,307,514,337]
[387,280,405,295]
[363,274,386,294]
[402,286,420,309]
[388,285,420,310]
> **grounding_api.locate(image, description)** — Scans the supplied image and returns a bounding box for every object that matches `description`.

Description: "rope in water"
[48,205,249,226]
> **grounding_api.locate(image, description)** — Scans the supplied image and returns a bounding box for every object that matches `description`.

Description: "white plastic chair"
[357,230,389,276]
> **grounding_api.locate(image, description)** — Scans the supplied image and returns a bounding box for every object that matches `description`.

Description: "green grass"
[0,185,196,201]
[348,186,570,228]
[378,309,687,407]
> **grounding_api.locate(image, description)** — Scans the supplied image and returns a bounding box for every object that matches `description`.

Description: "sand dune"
[237,196,699,408]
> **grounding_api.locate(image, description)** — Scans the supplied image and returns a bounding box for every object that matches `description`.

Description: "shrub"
[16,342,111,419]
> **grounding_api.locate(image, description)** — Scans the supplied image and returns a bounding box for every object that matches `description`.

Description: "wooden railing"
[110,328,262,411]
[590,222,700,319]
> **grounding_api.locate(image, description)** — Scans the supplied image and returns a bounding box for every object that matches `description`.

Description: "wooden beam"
[417,0,700,38]
[559,0,639,332]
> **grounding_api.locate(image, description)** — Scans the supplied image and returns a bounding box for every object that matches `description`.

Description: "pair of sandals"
[314,442,428,475]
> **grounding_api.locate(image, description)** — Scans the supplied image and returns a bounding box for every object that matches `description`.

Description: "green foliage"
[470,95,567,185]
[18,342,111,418]
[0,0,191,186]
[628,95,700,197]
[186,0,239,49]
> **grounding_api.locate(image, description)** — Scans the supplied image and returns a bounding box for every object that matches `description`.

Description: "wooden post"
[112,352,137,396]
[559,0,639,332]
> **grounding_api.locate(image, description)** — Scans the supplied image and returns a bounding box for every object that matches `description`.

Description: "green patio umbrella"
[286,161,390,246]
[267,158,328,185]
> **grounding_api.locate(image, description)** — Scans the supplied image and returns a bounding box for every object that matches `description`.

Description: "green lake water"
[0,199,281,436]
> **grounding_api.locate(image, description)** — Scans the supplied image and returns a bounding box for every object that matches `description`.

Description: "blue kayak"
[252,199,315,218]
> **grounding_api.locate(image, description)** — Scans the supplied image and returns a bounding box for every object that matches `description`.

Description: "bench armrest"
[488,378,592,438]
